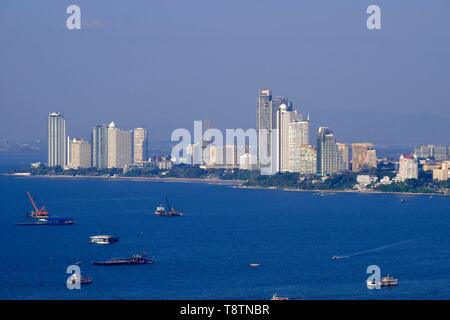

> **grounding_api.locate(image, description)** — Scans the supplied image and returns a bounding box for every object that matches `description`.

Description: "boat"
[154,198,183,217]
[249,263,260,268]
[271,293,289,300]
[68,274,93,286]
[26,192,49,218]
[16,217,75,226]
[89,235,119,245]
[366,276,398,288]
[93,254,153,266]
[381,276,398,286]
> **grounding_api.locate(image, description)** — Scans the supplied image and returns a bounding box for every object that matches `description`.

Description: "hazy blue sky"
[1,0,449,145]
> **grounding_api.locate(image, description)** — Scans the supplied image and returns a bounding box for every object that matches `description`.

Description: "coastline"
[2,173,244,186]
[3,173,448,197]
[236,185,449,197]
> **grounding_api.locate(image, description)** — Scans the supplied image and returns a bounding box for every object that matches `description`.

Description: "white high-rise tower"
[47,112,66,167]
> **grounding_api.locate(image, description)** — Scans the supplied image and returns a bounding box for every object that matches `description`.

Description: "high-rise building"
[92,124,108,169]
[107,122,133,169]
[414,145,448,160]
[67,138,92,169]
[133,127,148,163]
[397,154,418,181]
[337,143,350,171]
[317,127,345,176]
[47,112,66,167]
[432,145,448,161]
[289,117,310,148]
[289,145,317,174]
[351,143,377,172]
[276,104,298,172]
[413,145,433,159]
[256,88,277,174]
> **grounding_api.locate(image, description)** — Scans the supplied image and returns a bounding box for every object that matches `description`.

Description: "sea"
[0,153,449,300]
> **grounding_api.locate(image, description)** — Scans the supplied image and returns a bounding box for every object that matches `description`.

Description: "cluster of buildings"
[47,112,149,170]
[254,89,382,177]
[45,89,449,184]
[414,145,450,182]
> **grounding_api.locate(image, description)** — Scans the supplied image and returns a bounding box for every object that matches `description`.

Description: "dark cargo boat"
[16,218,75,226]
[93,254,153,266]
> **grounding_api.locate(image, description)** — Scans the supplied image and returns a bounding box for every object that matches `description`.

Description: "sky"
[0,0,449,145]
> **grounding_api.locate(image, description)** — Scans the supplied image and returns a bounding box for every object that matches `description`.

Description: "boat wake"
[333,238,420,260]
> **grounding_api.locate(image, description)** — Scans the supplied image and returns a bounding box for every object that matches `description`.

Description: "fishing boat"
[249,263,260,268]
[93,254,153,266]
[154,198,183,217]
[89,235,119,245]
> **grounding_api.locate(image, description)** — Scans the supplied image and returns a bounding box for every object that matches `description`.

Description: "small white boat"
[89,235,119,245]
[271,293,289,300]
[249,263,260,268]
[381,276,398,286]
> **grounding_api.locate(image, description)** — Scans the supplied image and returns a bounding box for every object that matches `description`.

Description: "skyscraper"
[317,127,345,176]
[47,112,66,167]
[351,143,377,172]
[256,88,277,174]
[276,104,298,172]
[289,117,310,148]
[337,143,350,171]
[107,122,133,169]
[92,124,108,169]
[133,127,148,163]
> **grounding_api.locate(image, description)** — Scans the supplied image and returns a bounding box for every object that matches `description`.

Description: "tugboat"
[93,254,153,266]
[26,192,49,218]
[154,198,183,217]
[89,235,119,245]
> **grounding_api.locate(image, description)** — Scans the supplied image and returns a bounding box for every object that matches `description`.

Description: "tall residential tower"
[133,127,148,163]
[317,127,345,176]
[256,88,277,174]
[47,112,66,167]
[92,124,108,169]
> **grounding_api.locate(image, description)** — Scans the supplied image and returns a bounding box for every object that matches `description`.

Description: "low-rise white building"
[356,175,378,187]
[433,161,450,181]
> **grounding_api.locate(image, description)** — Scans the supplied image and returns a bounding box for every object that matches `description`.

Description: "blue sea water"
[0,154,449,300]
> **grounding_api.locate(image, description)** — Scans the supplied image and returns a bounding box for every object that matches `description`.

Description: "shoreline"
[3,173,448,197]
[2,173,244,186]
[236,185,448,197]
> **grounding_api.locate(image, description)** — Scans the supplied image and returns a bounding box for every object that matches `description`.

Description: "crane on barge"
[26,192,49,218]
